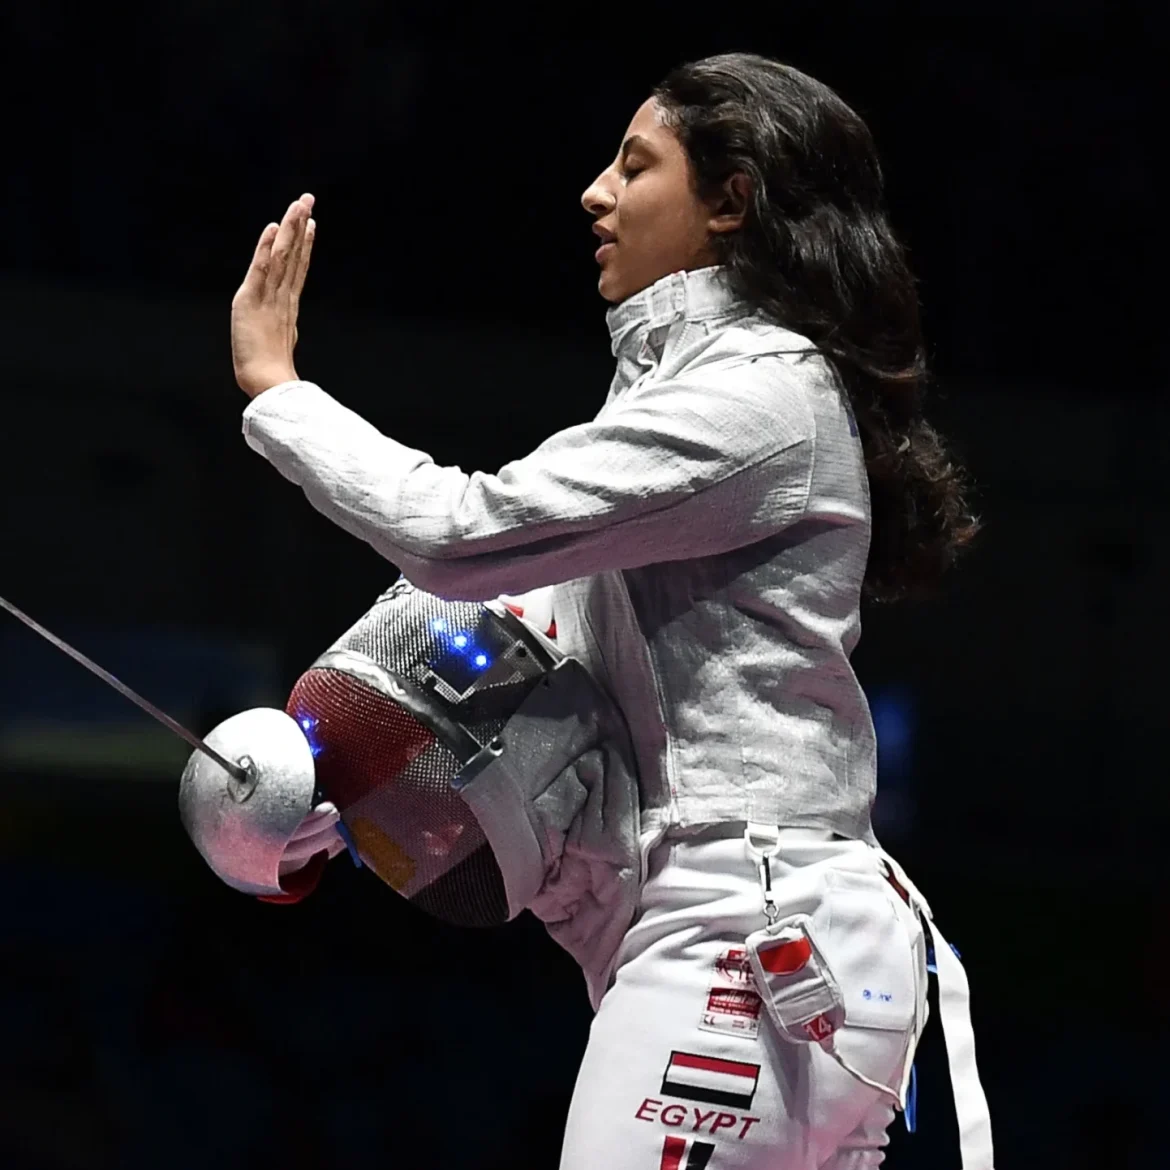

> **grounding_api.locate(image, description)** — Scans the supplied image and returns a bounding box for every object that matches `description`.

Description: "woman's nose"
[581,173,616,217]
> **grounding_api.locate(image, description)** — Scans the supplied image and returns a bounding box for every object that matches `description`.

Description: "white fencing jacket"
[243,265,878,841]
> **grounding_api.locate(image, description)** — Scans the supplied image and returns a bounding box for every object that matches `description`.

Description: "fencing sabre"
[0,592,250,783]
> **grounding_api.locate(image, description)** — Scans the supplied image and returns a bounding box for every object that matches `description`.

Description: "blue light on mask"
[429,618,493,680]
[297,713,325,758]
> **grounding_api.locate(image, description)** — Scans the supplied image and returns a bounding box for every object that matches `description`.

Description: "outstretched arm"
[242,365,816,599]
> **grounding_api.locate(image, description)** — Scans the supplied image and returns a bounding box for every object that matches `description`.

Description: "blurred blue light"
[475,654,488,668]
[866,684,917,842]
[453,634,468,649]
[871,690,914,760]
[296,712,324,758]
[432,619,447,633]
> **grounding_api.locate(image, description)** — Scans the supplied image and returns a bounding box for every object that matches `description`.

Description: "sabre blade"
[0,593,249,782]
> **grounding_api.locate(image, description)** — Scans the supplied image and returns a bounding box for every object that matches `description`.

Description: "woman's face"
[581,98,725,304]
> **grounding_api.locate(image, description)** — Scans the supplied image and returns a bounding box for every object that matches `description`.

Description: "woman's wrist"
[238,366,298,400]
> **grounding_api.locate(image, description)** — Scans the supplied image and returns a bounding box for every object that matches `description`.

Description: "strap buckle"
[744,822,784,933]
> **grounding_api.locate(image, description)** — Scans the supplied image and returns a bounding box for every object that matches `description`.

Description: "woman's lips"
[595,241,617,263]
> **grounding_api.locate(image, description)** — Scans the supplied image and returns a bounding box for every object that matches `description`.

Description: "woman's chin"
[597,268,626,303]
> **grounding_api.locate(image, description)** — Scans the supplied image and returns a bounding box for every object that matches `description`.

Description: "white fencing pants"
[559,824,928,1170]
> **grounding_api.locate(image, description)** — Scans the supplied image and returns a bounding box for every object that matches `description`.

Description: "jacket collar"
[605,265,742,365]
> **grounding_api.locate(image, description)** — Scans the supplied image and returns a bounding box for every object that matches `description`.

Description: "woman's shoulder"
[672,311,827,380]
[670,316,832,412]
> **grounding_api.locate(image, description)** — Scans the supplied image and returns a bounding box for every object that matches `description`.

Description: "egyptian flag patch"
[659,1135,715,1170]
[660,1051,760,1109]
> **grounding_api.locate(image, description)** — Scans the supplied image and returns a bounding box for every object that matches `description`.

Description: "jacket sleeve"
[241,358,816,600]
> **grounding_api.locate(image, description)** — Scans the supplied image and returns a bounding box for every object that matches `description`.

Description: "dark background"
[1,6,1165,1168]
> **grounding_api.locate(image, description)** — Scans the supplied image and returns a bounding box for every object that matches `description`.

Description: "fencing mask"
[180,576,640,942]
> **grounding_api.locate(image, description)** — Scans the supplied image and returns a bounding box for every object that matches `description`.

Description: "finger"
[269,199,305,288]
[288,804,340,840]
[279,194,314,293]
[282,206,310,294]
[280,834,346,874]
[290,217,316,300]
[238,222,278,299]
[282,827,343,864]
[288,819,336,847]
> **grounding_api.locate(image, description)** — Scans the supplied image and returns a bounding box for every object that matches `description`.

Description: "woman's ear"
[708,172,752,235]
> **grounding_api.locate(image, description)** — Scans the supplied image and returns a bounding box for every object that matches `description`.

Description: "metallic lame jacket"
[243,266,878,843]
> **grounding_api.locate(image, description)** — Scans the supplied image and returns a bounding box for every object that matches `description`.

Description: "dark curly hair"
[653,53,980,602]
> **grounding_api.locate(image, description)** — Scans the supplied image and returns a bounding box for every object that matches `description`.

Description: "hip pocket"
[821,867,918,1034]
[746,861,921,1102]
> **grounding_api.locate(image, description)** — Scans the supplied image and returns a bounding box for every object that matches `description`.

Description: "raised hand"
[231,192,316,399]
